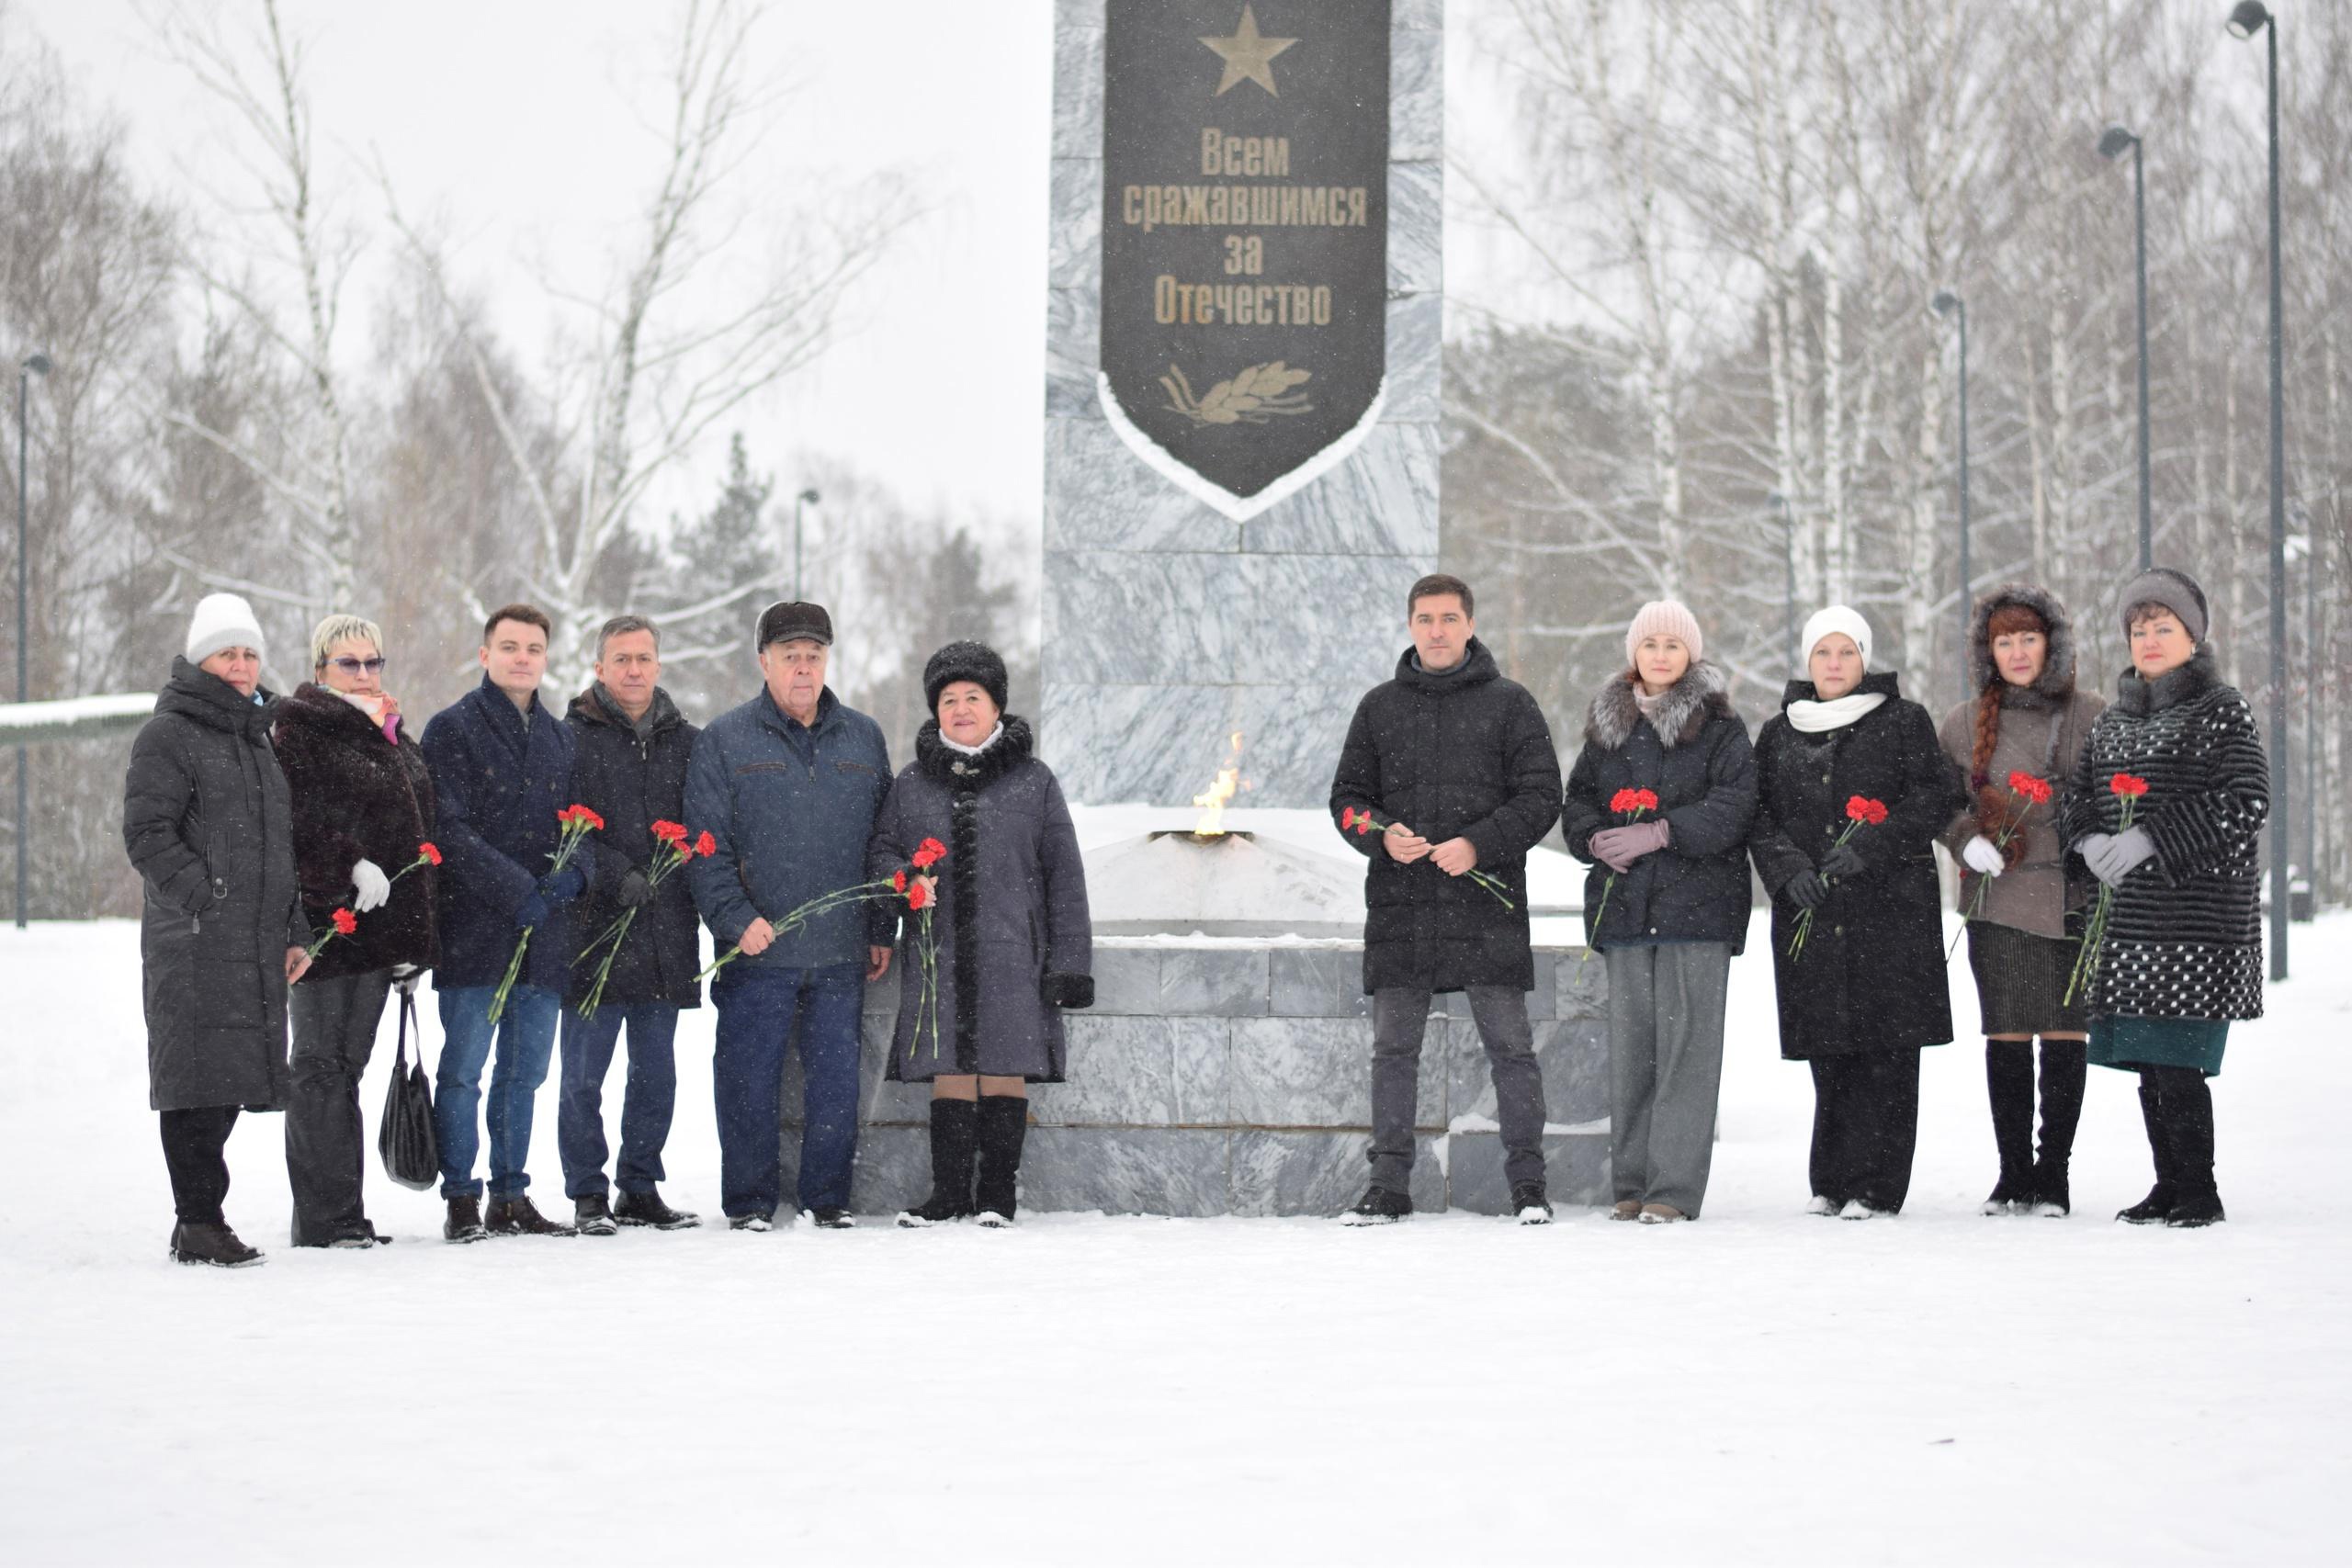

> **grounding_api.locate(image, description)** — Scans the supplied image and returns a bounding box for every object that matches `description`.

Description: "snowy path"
[3,915,2346,1564]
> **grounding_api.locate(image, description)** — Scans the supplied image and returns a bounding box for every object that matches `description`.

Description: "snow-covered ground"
[4,912,2346,1565]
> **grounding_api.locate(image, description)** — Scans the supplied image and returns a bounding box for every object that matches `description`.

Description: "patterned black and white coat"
[2056,648,2268,1021]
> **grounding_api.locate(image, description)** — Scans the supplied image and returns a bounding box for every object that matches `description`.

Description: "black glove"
[515,890,550,930]
[1818,842,1866,881]
[617,869,652,908]
[1784,870,1829,909]
[540,864,587,904]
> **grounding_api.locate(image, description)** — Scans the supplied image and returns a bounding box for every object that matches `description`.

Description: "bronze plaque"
[1099,1,1392,519]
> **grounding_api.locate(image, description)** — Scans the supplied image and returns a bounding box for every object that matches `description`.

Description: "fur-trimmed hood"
[1585,660,1735,751]
[1969,582,2077,701]
[915,713,1035,788]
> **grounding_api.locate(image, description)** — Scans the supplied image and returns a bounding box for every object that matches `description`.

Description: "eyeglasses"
[322,657,388,675]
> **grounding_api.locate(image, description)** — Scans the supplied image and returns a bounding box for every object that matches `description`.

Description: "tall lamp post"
[792,486,821,601]
[2288,510,2316,916]
[2228,0,2289,981]
[1931,290,1969,699]
[16,351,51,931]
[2098,125,2154,571]
[1769,491,1797,671]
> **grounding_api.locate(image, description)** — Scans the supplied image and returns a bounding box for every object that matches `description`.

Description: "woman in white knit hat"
[119,594,311,1266]
[1747,606,1966,1218]
[1561,601,1757,1223]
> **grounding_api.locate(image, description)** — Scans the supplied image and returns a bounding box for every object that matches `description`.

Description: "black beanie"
[923,640,1009,713]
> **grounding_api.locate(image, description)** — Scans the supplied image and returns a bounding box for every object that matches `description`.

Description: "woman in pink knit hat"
[1560,601,1757,1223]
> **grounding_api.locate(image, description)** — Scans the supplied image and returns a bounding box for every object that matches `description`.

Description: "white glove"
[351,858,391,912]
[1962,836,2007,877]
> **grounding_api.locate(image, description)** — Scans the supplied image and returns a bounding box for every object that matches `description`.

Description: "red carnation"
[419,841,442,865]
[651,819,687,844]
[892,869,909,893]
[2110,773,2149,798]
[1846,795,1888,826]
[694,830,716,859]
[911,838,947,870]
[2006,771,2053,807]
[907,881,931,912]
[332,907,358,936]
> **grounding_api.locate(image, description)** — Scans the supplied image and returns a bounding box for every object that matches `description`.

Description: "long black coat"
[563,683,703,1010]
[121,660,308,1111]
[2054,648,2267,1021]
[1329,639,1564,993]
[1747,671,1967,1058]
[866,717,1092,1082]
[421,677,578,991]
[1561,662,1758,953]
[273,682,437,980]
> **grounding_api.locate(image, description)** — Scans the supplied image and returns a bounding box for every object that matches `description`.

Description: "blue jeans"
[435,984,561,1201]
[712,963,865,1217]
[557,1002,680,1199]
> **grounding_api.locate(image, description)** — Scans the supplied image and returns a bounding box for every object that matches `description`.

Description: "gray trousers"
[1605,942,1732,1217]
[1370,987,1547,1193]
[286,967,393,1245]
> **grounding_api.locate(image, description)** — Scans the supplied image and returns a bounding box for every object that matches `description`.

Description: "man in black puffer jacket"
[1329,573,1565,1224]
[557,615,703,1235]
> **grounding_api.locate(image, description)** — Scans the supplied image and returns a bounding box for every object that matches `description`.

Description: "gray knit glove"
[2083,826,2155,889]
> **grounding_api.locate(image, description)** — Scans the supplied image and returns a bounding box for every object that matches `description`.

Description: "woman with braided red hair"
[1936,585,2105,1216]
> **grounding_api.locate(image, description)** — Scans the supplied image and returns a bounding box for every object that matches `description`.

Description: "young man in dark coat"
[275,612,437,1248]
[557,615,702,1235]
[421,604,583,1242]
[684,601,893,1230]
[121,594,311,1267]
[1329,573,1566,1224]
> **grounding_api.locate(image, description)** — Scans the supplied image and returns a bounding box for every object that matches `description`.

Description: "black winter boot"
[614,1188,700,1229]
[574,1195,618,1236]
[973,1095,1030,1227]
[898,1097,978,1227]
[444,1195,489,1244]
[170,1221,263,1268]
[2116,1076,2176,1224]
[2162,1072,2225,1228]
[2029,1039,2087,1216]
[485,1196,577,1236]
[1982,1041,2035,1214]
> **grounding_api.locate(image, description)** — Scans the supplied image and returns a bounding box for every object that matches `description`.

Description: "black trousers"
[1808,1048,1923,1213]
[160,1105,242,1224]
[286,968,394,1245]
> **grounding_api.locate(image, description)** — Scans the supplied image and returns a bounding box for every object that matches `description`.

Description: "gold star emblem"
[1201,5,1297,98]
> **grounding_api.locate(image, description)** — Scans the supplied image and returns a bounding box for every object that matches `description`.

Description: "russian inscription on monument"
[1099,1,1392,519]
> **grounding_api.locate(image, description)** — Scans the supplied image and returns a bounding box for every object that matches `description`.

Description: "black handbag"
[377,985,440,1190]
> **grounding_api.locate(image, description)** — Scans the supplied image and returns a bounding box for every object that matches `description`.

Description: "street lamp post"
[792,487,821,601]
[1931,290,1969,700]
[1769,491,1797,671]
[17,351,51,931]
[2099,125,2154,571]
[2228,0,2289,981]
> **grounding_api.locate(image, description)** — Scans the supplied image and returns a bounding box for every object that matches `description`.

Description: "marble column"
[1041,0,1442,807]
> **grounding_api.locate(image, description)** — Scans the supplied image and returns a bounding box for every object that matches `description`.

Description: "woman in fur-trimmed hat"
[1561,601,1757,1224]
[1936,585,2106,1217]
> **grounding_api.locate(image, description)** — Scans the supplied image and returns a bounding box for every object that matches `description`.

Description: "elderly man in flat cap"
[684,602,893,1230]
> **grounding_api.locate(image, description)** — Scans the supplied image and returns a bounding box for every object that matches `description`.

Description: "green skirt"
[2088,1014,2229,1077]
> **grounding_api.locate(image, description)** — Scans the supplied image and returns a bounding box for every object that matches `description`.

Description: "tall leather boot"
[2029,1039,2087,1216]
[2116,1074,2175,1224]
[897,1097,978,1227]
[1982,1042,2035,1214]
[2162,1070,2225,1228]
[973,1095,1030,1228]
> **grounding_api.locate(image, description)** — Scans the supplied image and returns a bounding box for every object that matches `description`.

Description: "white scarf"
[941,721,1004,757]
[1786,691,1886,733]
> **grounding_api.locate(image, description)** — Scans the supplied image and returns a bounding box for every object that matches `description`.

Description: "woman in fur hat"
[2057,568,2266,1228]
[1936,586,2105,1217]
[868,641,1094,1228]
[1561,602,1758,1223]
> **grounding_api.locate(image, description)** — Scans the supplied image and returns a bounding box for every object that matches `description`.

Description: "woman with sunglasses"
[272,614,439,1247]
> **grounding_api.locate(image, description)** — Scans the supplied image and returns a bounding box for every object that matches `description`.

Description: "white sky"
[24,0,1054,533]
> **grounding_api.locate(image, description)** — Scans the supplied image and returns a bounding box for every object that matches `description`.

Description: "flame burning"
[1192,731,1247,837]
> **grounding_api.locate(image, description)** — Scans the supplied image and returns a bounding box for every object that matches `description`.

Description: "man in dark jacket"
[422,604,582,1241]
[557,615,702,1235]
[684,601,893,1230]
[1329,574,1565,1224]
